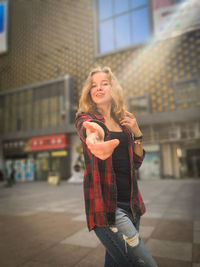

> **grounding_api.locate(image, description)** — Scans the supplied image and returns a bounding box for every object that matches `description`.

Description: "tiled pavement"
[0,179,200,267]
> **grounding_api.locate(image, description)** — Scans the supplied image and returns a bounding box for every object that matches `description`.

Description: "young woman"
[75,66,157,267]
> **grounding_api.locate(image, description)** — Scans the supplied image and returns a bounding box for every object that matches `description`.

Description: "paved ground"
[0,178,200,267]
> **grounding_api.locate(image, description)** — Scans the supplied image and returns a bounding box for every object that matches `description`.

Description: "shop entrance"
[35,150,70,181]
[51,152,70,180]
[35,152,50,181]
[186,148,200,178]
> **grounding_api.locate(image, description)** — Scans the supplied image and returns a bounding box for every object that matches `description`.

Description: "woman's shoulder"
[76,112,104,121]
[75,112,97,127]
[75,112,93,120]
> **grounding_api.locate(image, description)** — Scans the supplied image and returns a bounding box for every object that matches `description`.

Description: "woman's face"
[90,72,112,106]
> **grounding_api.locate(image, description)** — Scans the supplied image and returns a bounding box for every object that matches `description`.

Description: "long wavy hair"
[77,66,126,121]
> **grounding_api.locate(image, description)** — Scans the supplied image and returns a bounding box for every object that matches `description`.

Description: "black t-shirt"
[110,131,131,210]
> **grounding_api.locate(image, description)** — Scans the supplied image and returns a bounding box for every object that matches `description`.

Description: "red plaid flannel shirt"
[75,112,146,231]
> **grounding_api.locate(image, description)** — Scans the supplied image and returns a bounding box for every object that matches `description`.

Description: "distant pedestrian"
[10,167,16,184]
[6,167,15,187]
[0,169,4,182]
[75,66,157,266]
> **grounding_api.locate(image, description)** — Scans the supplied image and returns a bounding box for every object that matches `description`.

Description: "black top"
[110,131,131,210]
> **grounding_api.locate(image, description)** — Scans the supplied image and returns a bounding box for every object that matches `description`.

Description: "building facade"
[0,0,200,180]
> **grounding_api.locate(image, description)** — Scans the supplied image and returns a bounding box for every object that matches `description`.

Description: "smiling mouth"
[96,93,104,97]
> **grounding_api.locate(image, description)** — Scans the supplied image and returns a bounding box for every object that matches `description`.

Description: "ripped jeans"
[94,207,158,267]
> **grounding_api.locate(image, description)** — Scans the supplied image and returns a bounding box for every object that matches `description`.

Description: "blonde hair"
[77,66,126,121]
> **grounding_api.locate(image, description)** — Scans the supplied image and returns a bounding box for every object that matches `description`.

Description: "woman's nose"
[97,85,102,90]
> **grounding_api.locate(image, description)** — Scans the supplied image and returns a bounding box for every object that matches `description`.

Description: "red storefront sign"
[30,134,70,151]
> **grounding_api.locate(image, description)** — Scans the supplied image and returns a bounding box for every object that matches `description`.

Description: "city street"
[1,1,200,267]
[0,178,200,267]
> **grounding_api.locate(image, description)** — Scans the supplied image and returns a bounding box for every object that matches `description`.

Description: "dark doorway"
[186,149,200,178]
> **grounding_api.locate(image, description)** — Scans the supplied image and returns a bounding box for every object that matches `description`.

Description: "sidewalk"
[0,179,200,267]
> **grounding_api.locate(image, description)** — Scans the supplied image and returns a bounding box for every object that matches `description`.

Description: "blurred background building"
[0,0,200,181]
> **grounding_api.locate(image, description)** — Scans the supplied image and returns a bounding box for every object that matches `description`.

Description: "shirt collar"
[93,111,105,121]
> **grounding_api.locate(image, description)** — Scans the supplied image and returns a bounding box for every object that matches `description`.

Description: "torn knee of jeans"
[110,227,118,233]
[122,233,139,247]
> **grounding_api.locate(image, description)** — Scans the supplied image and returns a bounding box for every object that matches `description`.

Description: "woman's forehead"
[92,72,109,82]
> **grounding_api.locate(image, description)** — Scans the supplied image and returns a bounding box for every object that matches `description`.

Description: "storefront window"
[26,90,33,130]
[35,152,50,181]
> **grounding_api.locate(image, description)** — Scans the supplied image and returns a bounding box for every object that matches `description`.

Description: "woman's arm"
[120,111,143,157]
[133,140,143,157]
[83,121,119,160]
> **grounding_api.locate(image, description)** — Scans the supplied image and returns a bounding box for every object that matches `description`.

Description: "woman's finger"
[83,121,98,133]
[125,111,134,118]
[120,119,132,125]
[85,139,120,160]
[121,121,129,126]
[120,118,130,123]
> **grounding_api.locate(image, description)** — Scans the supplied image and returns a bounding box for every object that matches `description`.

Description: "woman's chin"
[94,99,111,106]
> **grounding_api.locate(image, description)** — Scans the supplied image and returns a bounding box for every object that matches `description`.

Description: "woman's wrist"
[133,128,143,139]
[134,130,142,137]
[134,140,143,145]
[134,134,143,140]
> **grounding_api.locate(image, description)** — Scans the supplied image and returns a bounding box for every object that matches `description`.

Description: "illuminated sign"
[30,134,70,151]
[51,150,68,157]
[0,1,8,54]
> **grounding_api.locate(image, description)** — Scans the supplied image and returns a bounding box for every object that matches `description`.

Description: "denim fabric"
[94,207,157,267]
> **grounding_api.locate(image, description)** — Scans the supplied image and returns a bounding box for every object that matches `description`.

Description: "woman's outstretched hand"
[83,121,119,160]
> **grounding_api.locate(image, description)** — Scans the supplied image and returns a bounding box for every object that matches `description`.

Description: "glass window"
[11,93,17,132]
[115,14,131,48]
[41,98,49,128]
[130,0,147,9]
[114,0,129,15]
[33,100,41,129]
[23,91,29,131]
[26,90,32,130]
[131,7,150,44]
[18,92,25,131]
[98,0,112,20]
[4,95,10,133]
[99,19,114,53]
[0,96,4,133]
[49,97,58,127]
[97,0,150,55]
[174,78,199,104]
[128,95,150,116]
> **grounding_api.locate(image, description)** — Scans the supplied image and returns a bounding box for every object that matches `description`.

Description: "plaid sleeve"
[75,112,108,144]
[124,127,146,170]
[133,149,146,170]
